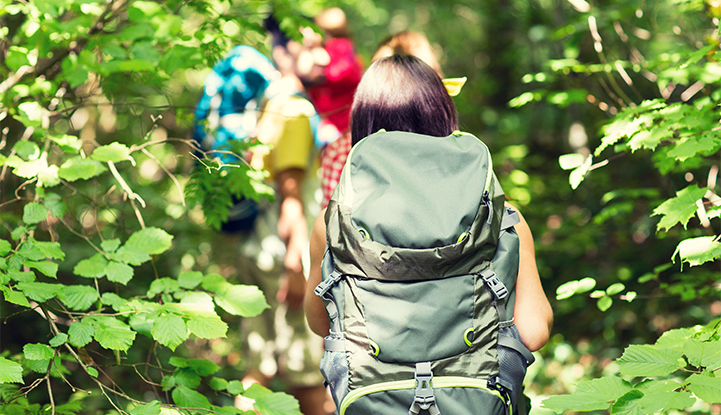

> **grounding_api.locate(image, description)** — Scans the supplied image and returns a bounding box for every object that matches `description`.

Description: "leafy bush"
[0,0,324,413]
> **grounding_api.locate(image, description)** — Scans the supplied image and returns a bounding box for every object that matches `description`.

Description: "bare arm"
[275,168,307,310]
[509,203,553,351]
[304,208,331,337]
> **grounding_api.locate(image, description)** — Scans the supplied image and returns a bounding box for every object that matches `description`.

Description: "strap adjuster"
[314,269,343,297]
[481,269,508,300]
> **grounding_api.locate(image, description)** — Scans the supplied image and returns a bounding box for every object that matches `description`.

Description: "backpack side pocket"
[497,324,533,413]
[320,335,350,410]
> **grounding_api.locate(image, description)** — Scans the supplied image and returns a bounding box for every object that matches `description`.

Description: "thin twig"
[108,160,146,208]
[140,147,185,206]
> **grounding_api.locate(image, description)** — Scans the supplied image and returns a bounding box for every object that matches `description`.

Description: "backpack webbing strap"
[480,268,509,321]
[315,269,344,334]
[408,362,441,415]
[498,334,536,365]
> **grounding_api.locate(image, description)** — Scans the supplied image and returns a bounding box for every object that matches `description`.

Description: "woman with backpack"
[305,54,553,415]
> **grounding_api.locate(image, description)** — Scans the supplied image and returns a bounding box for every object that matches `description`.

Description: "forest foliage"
[0,0,719,414]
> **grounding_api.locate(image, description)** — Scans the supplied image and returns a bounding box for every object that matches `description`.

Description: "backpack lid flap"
[326,131,507,281]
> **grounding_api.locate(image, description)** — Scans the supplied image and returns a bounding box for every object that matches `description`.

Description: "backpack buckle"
[314,269,344,297]
[481,269,508,300]
[409,362,441,415]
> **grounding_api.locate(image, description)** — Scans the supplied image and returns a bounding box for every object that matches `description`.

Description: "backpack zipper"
[339,377,506,415]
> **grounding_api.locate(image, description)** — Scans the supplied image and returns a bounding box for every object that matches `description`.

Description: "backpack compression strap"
[314,268,344,335]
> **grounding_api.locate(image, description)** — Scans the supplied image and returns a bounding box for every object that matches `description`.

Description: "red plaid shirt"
[320,132,352,208]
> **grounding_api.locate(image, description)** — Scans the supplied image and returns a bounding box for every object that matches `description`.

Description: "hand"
[277,266,306,310]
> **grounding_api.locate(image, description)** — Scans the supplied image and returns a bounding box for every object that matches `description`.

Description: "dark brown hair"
[350,54,457,146]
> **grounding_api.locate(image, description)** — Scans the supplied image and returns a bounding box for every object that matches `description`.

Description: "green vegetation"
[1,0,719,414]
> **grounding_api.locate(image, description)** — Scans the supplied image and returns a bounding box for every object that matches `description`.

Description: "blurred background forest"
[1,0,720,414]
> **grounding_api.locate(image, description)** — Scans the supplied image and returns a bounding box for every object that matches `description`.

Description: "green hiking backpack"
[314,130,535,415]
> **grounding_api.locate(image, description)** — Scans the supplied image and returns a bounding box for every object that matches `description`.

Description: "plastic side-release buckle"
[488,376,512,413]
[314,269,343,298]
[481,268,508,300]
[408,362,441,415]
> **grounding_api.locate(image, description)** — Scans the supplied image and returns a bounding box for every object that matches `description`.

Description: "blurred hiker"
[319,30,444,208]
[194,38,329,414]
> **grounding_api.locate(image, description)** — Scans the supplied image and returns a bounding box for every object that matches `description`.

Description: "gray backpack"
[315,130,535,415]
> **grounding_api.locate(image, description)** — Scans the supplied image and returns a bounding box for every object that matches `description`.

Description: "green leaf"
[161,375,176,391]
[0,357,24,384]
[11,226,28,241]
[227,380,245,395]
[6,46,31,71]
[16,102,43,128]
[90,316,136,351]
[101,292,129,311]
[101,239,122,253]
[73,253,108,278]
[18,240,45,260]
[542,377,632,412]
[16,282,62,302]
[214,284,269,317]
[151,314,187,351]
[617,345,680,377]
[86,367,99,378]
[673,236,721,267]
[1,286,31,307]
[23,202,49,225]
[13,140,40,160]
[556,277,596,300]
[686,373,721,403]
[48,134,82,153]
[179,358,220,376]
[606,282,625,296]
[49,333,68,348]
[187,314,228,339]
[201,273,230,292]
[112,245,151,266]
[23,260,58,278]
[125,227,173,255]
[210,377,229,391]
[105,261,134,285]
[23,343,54,360]
[147,278,180,298]
[652,185,708,231]
[635,379,694,412]
[58,285,99,311]
[569,155,592,189]
[45,193,68,218]
[8,270,35,283]
[171,385,211,409]
[58,156,107,181]
[668,132,721,162]
[90,142,131,163]
[172,367,202,389]
[33,241,64,260]
[178,270,203,289]
[0,240,12,256]
[179,291,215,313]
[597,296,613,311]
[627,127,669,152]
[244,384,302,415]
[684,338,721,369]
[129,400,162,415]
[558,153,586,170]
[610,389,645,415]
[68,321,95,347]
